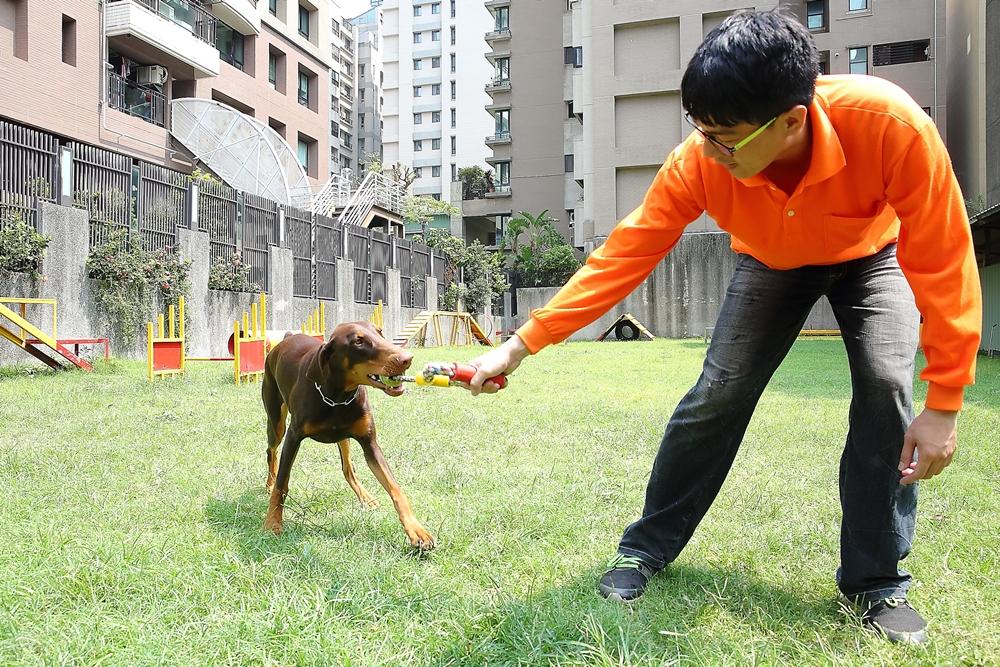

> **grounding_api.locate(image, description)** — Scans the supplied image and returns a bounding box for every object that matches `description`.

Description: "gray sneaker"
[862,597,928,645]
[597,554,657,602]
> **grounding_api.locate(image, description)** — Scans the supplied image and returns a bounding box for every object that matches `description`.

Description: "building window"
[451,163,457,180]
[873,40,930,67]
[495,57,509,81]
[567,101,574,118]
[495,161,510,186]
[216,21,245,71]
[450,80,456,100]
[269,0,278,16]
[450,108,456,128]
[564,154,574,173]
[414,32,422,43]
[450,26,456,45]
[298,5,310,38]
[298,72,310,106]
[432,30,441,42]
[849,0,868,10]
[61,15,77,66]
[298,139,309,169]
[432,165,441,176]
[450,0,455,18]
[359,64,365,78]
[414,167,423,178]
[818,51,830,75]
[806,0,825,31]
[431,83,441,96]
[359,137,366,153]
[414,140,423,151]
[495,7,509,30]
[431,3,440,15]
[414,112,423,124]
[359,113,365,128]
[849,46,868,74]
[450,135,456,155]
[414,58,423,70]
[432,138,441,149]
[495,109,509,134]
[268,48,285,92]
[432,111,441,123]
[450,53,456,73]
[413,4,422,16]
[414,85,422,97]
[432,56,440,68]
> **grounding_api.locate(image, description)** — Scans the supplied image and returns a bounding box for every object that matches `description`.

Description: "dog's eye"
[353,338,365,347]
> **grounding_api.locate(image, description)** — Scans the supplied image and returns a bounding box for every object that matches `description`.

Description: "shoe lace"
[881,597,911,609]
[606,554,646,571]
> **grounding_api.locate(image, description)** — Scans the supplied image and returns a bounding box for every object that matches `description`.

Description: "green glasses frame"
[684,113,778,156]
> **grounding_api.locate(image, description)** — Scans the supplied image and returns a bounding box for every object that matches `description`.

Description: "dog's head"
[320,321,413,397]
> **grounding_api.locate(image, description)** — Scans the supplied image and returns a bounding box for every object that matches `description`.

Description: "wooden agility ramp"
[0,298,94,371]
[393,311,493,348]
[596,313,655,342]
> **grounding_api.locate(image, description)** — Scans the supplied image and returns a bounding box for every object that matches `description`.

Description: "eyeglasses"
[684,113,778,156]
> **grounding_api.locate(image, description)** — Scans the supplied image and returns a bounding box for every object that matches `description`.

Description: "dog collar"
[314,382,359,407]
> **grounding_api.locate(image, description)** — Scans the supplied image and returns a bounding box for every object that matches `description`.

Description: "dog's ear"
[319,336,339,367]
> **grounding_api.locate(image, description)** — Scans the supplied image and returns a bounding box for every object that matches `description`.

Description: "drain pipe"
[98,0,179,157]
[932,0,938,121]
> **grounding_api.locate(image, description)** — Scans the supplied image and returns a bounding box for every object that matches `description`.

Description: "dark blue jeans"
[618,244,920,605]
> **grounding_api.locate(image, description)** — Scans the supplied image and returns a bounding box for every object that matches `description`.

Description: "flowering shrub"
[208,252,260,293]
[0,211,51,279]
[86,229,191,343]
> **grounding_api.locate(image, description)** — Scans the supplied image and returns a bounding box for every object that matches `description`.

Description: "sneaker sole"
[598,583,642,603]
[867,624,928,645]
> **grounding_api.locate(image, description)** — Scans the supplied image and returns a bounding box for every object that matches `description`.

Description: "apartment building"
[0,0,334,183]
[379,0,494,201]
[479,0,946,251]
[329,0,357,176]
[352,3,385,170]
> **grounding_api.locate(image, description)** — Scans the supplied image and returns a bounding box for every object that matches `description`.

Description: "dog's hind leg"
[262,371,287,495]
[337,439,379,509]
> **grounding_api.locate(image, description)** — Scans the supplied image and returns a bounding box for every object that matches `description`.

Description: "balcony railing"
[122,0,217,45]
[485,27,511,41]
[485,131,511,145]
[107,72,166,127]
[488,184,511,196]
[485,77,511,92]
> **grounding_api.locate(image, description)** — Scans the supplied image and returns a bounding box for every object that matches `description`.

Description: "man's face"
[691,108,807,180]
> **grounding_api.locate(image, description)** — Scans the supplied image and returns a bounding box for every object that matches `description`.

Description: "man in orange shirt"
[468,10,981,645]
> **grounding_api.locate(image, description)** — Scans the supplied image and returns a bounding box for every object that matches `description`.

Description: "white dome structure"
[169,98,312,208]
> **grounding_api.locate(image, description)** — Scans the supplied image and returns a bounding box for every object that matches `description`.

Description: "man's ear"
[781,105,808,134]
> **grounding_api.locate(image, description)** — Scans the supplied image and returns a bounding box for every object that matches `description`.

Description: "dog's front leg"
[264,428,302,535]
[359,436,435,550]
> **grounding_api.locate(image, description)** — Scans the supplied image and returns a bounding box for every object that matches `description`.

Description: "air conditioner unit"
[136,65,168,86]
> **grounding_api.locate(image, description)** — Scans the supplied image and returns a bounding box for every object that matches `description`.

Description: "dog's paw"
[263,510,283,535]
[406,524,436,551]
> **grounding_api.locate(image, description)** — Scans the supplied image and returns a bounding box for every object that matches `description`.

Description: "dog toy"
[379,362,507,390]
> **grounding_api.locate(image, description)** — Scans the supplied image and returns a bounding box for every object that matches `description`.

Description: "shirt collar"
[738,93,847,188]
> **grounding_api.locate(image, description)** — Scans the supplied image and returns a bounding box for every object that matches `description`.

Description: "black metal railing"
[107,72,166,128]
[0,119,59,231]
[286,204,314,298]
[125,0,217,45]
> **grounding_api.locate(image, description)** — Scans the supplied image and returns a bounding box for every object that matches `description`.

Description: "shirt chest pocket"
[822,211,888,256]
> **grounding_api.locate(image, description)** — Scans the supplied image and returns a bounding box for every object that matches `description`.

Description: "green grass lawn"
[0,339,997,666]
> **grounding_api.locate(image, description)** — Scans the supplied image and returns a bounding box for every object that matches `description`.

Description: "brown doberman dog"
[260,321,435,550]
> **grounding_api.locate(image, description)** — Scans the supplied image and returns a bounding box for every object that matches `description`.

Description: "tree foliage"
[502,210,581,288]
[422,229,509,313]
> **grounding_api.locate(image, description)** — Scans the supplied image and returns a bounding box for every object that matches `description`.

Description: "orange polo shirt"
[516,75,982,411]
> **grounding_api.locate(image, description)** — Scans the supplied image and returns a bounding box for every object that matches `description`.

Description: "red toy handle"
[451,363,508,389]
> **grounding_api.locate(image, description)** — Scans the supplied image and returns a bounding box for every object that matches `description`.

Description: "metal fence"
[347,225,370,303]
[242,192,280,291]
[315,213,342,300]
[433,249,447,304]
[198,178,238,266]
[396,238,430,309]
[0,119,58,231]
[371,229,391,305]
[70,142,134,248]
[286,204,313,298]
[138,162,187,251]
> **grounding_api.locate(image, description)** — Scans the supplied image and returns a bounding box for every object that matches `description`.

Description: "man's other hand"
[899,408,958,485]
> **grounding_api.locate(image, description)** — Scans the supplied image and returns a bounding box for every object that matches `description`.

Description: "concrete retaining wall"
[0,202,456,367]
[514,233,839,341]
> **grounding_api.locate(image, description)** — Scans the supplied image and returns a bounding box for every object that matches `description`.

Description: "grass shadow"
[425,563,878,666]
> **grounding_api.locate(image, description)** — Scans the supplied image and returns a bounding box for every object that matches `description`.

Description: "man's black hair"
[681,9,820,127]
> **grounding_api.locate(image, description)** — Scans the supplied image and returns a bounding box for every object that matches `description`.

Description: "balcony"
[484,0,510,8]
[486,184,511,198]
[105,0,220,77]
[485,131,511,146]
[207,0,259,35]
[485,77,510,92]
[484,27,511,43]
[107,71,167,127]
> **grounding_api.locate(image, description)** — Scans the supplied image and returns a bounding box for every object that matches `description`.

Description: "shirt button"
[787,210,796,217]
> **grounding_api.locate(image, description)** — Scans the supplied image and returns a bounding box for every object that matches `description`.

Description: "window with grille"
[806,0,825,31]
[873,40,930,67]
